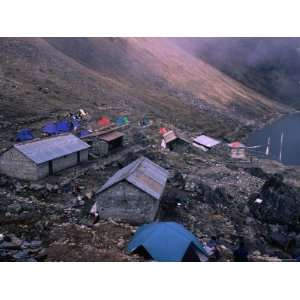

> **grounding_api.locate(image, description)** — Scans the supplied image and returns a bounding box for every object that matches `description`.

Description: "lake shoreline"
[244,111,300,166]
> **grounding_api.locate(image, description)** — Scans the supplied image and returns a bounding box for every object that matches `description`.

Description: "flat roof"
[14,133,90,164]
[99,131,124,142]
[193,135,221,148]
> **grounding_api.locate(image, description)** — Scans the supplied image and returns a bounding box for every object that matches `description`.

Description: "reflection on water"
[245,113,300,166]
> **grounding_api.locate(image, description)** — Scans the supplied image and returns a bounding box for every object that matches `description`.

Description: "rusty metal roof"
[99,131,124,142]
[14,133,90,164]
[228,141,246,148]
[193,135,221,148]
[163,130,178,144]
[96,157,169,200]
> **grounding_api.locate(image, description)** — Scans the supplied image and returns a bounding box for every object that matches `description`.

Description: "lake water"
[245,113,300,166]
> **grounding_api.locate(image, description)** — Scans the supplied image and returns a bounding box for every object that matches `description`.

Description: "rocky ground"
[1,113,300,262]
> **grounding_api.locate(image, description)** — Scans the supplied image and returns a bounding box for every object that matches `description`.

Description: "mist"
[171,38,300,108]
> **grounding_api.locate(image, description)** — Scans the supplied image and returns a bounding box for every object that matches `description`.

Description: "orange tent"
[159,127,168,135]
[97,116,111,127]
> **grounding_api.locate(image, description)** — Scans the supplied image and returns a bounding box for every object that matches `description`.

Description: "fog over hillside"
[0,37,288,143]
[172,38,300,109]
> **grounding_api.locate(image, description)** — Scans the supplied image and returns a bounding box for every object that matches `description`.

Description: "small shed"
[161,130,189,151]
[93,157,169,224]
[0,134,90,180]
[161,130,178,149]
[99,131,124,151]
[82,130,125,157]
[193,135,221,152]
[228,141,246,159]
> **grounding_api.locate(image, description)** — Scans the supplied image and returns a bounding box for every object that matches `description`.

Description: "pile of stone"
[0,233,45,262]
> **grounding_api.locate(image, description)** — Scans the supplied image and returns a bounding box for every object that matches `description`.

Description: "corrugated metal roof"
[228,141,246,148]
[97,157,169,200]
[193,135,221,148]
[99,131,124,142]
[163,130,178,144]
[14,134,90,164]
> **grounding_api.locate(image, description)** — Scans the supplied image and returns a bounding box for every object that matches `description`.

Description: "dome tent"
[97,116,111,127]
[16,129,34,142]
[116,116,129,126]
[56,120,72,133]
[127,222,209,262]
[42,122,57,135]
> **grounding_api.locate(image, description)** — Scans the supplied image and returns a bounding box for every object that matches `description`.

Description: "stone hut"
[0,133,90,180]
[93,156,169,224]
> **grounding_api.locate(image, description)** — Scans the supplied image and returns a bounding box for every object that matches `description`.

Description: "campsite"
[1,37,300,262]
[1,104,300,262]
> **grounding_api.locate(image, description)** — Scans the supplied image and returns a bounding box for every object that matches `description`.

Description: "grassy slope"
[0,38,290,139]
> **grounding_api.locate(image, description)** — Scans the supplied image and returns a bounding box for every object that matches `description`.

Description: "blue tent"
[116,116,129,126]
[16,129,34,142]
[56,120,72,133]
[42,122,57,135]
[79,130,90,138]
[127,222,208,262]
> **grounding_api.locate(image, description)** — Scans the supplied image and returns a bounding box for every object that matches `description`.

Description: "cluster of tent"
[97,116,129,127]
[16,119,80,142]
[42,119,74,135]
[16,114,129,142]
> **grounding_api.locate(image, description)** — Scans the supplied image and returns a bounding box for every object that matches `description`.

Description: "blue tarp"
[127,222,208,262]
[56,120,72,133]
[116,116,129,126]
[16,129,34,142]
[42,122,57,135]
[71,119,80,131]
[79,130,90,138]
[42,119,73,135]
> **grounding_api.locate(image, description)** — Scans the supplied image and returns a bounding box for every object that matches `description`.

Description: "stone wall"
[52,153,78,173]
[37,162,50,179]
[0,148,89,180]
[0,148,39,180]
[93,140,109,157]
[79,149,89,162]
[95,181,159,224]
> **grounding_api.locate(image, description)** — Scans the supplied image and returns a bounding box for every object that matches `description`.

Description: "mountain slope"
[172,38,300,109]
[0,37,289,142]
[45,37,286,114]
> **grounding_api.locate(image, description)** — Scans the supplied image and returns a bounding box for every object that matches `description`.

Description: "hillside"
[172,38,300,109]
[0,38,289,145]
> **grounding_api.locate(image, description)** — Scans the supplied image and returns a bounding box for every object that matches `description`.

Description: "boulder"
[85,191,94,200]
[268,232,290,250]
[0,241,21,250]
[29,183,44,191]
[30,240,42,248]
[46,183,59,192]
[249,174,300,231]
[7,202,22,214]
